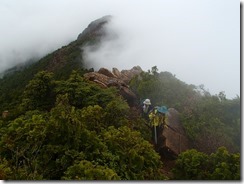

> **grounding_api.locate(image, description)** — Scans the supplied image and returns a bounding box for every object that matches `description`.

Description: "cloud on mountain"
[0,0,239,98]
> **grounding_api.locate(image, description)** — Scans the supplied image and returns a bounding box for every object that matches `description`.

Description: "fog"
[0,0,240,99]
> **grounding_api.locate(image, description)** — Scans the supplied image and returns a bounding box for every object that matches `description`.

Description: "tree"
[63,160,120,180]
[20,71,55,111]
[172,149,209,179]
[181,93,240,153]
[81,105,106,133]
[208,147,240,180]
[151,66,158,75]
[0,159,12,180]
[172,147,240,180]
[55,70,120,109]
[101,126,166,180]
[218,91,226,101]
[104,97,130,128]
[0,111,47,179]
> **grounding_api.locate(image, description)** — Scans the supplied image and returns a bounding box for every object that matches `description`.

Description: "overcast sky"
[0,0,240,99]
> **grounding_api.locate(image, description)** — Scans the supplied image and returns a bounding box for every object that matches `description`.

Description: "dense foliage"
[0,60,240,180]
[0,27,95,117]
[172,147,240,180]
[181,91,240,154]
[130,66,240,154]
[0,71,165,180]
[0,19,240,179]
[0,26,170,180]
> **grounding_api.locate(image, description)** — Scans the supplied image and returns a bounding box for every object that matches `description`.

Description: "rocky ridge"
[84,66,142,105]
[84,65,191,159]
[77,15,112,41]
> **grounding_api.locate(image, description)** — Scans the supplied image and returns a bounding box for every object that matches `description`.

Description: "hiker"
[148,106,168,145]
[142,99,153,120]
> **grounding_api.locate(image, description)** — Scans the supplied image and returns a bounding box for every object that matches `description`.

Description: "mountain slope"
[0,16,240,180]
[0,15,112,112]
[0,15,240,155]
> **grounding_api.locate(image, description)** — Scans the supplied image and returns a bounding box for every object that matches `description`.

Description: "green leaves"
[130,66,240,154]
[0,70,167,180]
[20,71,55,111]
[63,160,120,180]
[172,149,208,179]
[0,111,47,179]
[172,147,240,180]
[208,147,240,180]
[130,66,195,109]
[104,97,130,128]
[182,93,240,153]
[81,105,105,132]
[101,126,165,180]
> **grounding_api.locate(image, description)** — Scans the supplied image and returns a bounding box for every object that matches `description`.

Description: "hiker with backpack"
[148,106,168,145]
[141,99,153,121]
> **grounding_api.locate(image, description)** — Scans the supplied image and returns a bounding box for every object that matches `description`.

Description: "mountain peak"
[77,15,112,41]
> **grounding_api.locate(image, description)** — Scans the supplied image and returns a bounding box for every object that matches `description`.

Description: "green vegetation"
[172,147,240,180]
[130,66,240,154]
[0,71,165,180]
[0,15,240,179]
[0,19,180,180]
[181,91,240,154]
[0,29,96,116]
[0,60,240,180]
[0,63,240,180]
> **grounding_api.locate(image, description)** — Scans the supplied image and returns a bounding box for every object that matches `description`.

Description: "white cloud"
[0,0,240,99]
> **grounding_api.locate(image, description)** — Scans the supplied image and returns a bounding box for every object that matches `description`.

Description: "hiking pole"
[154,125,157,145]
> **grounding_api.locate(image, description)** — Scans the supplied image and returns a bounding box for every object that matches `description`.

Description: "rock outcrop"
[84,66,143,105]
[77,15,112,41]
[84,65,191,158]
[159,108,191,158]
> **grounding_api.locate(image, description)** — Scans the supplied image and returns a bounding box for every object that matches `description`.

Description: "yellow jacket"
[149,109,168,127]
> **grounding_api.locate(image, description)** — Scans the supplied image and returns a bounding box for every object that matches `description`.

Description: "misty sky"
[0,0,240,99]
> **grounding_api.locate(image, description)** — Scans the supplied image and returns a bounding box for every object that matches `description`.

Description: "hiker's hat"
[157,106,168,114]
[143,99,151,105]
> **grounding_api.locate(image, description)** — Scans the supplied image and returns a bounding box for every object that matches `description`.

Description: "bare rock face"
[121,66,143,78]
[159,108,191,158]
[84,66,142,105]
[77,15,112,41]
[112,68,121,78]
[98,68,116,78]
[120,66,143,83]
[167,108,186,135]
[84,72,109,88]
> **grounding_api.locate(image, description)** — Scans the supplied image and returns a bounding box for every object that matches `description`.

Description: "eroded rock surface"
[84,66,142,105]
[159,108,191,158]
